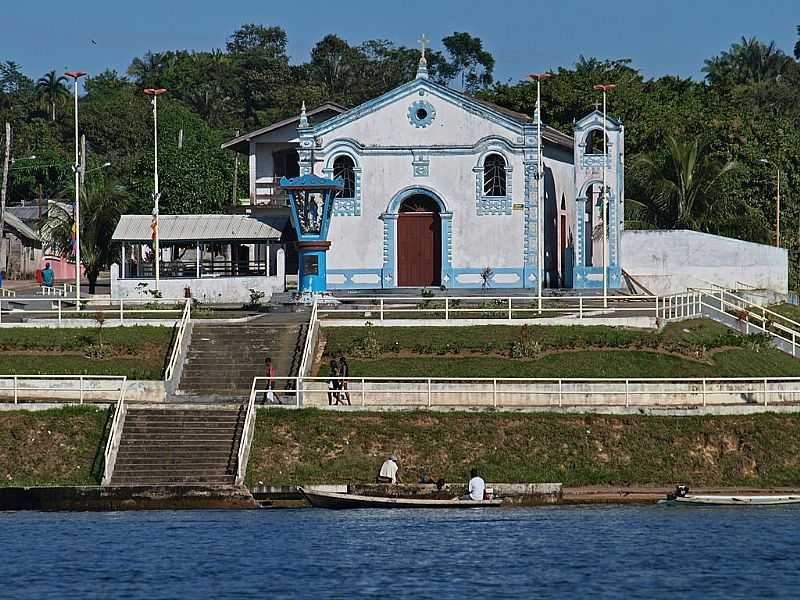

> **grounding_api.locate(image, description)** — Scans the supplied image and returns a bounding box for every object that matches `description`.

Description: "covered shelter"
[110,214,289,303]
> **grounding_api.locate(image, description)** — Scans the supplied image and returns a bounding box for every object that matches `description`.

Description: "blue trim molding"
[408,99,436,128]
[473,152,514,216]
[322,153,362,217]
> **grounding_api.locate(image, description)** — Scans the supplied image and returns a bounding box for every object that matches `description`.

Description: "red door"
[397,212,441,287]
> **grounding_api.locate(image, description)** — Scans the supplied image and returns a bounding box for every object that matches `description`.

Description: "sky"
[3,0,798,84]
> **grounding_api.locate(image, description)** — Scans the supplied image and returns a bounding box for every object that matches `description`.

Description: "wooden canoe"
[659,494,800,506]
[299,487,503,509]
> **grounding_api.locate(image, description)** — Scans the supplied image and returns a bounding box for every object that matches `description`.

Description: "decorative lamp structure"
[279,174,344,293]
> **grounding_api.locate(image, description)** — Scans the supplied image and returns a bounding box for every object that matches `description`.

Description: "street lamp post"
[65,71,87,306]
[758,158,781,247]
[144,88,167,292]
[593,83,616,308]
[529,73,551,313]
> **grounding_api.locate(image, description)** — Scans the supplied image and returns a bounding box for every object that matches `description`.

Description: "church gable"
[314,79,527,149]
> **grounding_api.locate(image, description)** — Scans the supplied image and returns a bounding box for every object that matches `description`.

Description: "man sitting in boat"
[377,455,400,484]
[460,468,485,501]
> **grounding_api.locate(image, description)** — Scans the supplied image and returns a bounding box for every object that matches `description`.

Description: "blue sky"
[4,0,798,83]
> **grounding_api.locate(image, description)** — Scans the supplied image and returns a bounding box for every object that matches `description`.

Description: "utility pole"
[529,73,551,314]
[232,129,240,207]
[0,123,10,274]
[144,88,167,292]
[65,70,86,306]
[593,83,616,308]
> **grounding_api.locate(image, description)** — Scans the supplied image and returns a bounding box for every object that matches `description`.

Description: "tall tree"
[441,32,495,92]
[35,70,68,120]
[703,37,790,87]
[42,170,129,293]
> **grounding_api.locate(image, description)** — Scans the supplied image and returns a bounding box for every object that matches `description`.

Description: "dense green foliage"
[2,25,799,280]
[248,410,800,486]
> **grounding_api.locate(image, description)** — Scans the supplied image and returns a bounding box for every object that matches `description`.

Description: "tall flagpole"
[144,88,166,292]
[593,83,615,308]
[529,73,551,313]
[65,71,86,307]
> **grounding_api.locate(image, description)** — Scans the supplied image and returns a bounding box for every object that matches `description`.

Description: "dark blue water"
[2,505,799,599]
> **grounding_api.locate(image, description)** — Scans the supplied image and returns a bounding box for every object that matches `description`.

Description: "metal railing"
[663,288,800,356]
[39,283,75,297]
[0,374,127,404]
[248,375,800,410]
[127,259,274,279]
[235,383,258,486]
[0,296,190,325]
[101,382,128,486]
[0,288,16,298]
[318,294,660,322]
[164,299,192,382]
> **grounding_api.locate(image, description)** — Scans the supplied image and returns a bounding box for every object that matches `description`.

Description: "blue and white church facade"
[223,54,625,292]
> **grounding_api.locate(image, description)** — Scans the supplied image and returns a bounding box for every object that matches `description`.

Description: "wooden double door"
[397,211,441,287]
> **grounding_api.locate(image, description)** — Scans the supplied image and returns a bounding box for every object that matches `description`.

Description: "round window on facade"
[408,100,436,128]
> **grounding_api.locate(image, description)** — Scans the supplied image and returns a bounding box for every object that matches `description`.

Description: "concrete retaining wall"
[622,230,788,295]
[298,380,800,409]
[320,316,657,329]
[0,379,165,403]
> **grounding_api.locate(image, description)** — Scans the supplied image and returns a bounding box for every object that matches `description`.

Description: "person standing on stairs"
[338,356,351,406]
[264,357,276,404]
[328,359,341,405]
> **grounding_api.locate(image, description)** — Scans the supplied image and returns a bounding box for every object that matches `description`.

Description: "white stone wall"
[621,230,788,294]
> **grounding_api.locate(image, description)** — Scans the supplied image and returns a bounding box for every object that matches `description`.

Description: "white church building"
[222,50,627,292]
[111,45,788,301]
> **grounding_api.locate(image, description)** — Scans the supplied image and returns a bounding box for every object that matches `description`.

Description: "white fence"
[39,283,75,297]
[0,288,15,298]
[0,375,127,404]
[236,379,258,486]
[248,376,800,410]
[101,388,127,486]
[662,288,800,356]
[317,294,659,322]
[164,299,192,382]
[0,296,190,325]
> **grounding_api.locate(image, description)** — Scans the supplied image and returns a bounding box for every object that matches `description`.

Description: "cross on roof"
[593,101,601,111]
[418,34,429,59]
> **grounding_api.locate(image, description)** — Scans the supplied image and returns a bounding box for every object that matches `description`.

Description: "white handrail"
[235,385,257,486]
[0,374,127,404]
[247,375,800,410]
[317,294,660,321]
[101,379,127,486]
[0,296,190,326]
[164,298,192,382]
[0,288,16,297]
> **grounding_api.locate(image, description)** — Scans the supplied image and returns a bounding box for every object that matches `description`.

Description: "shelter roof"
[112,214,287,243]
[221,102,347,153]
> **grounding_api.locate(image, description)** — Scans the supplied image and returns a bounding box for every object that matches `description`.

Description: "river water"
[2,505,799,599]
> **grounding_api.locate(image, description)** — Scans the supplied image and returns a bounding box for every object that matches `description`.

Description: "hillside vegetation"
[247,410,800,487]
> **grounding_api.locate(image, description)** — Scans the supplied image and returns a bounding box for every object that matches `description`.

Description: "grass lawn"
[247,410,800,487]
[319,319,799,379]
[0,405,109,487]
[769,303,800,324]
[0,326,174,379]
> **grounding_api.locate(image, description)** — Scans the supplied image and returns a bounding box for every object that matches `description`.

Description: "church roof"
[575,109,623,129]
[221,102,347,153]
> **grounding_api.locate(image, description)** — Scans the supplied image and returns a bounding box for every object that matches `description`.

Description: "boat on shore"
[299,487,503,509]
[658,485,800,506]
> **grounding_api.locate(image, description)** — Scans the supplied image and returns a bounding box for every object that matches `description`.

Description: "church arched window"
[483,154,507,197]
[333,155,356,199]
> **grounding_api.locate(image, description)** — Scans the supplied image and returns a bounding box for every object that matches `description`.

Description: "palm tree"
[36,70,68,121]
[795,25,800,60]
[703,37,790,87]
[41,171,129,294]
[627,136,737,232]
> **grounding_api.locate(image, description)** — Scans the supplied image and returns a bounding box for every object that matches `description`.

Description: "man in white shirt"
[377,455,400,483]
[460,468,485,501]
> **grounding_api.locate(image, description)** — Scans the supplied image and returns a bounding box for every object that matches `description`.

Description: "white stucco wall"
[621,230,788,294]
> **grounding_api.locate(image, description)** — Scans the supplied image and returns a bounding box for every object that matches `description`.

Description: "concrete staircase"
[173,313,308,402]
[110,406,245,487]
